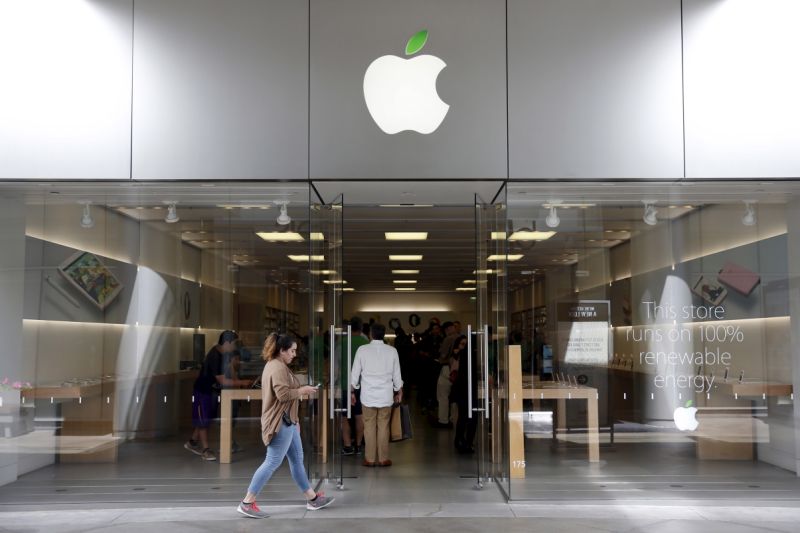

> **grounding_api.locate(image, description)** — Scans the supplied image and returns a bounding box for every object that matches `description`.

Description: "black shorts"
[343,388,363,417]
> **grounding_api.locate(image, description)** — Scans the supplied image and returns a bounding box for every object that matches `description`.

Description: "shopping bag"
[399,403,413,440]
[390,403,412,442]
[390,403,403,442]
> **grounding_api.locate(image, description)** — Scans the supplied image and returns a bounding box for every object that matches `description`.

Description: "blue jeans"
[246,423,311,495]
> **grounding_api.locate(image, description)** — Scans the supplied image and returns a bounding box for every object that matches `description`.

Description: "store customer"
[350,323,404,467]
[238,333,335,519]
[185,330,248,461]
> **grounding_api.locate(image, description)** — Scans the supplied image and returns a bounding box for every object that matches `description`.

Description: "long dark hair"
[262,333,296,362]
[449,335,468,360]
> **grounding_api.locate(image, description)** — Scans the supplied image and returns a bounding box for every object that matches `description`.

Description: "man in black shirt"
[185,330,250,461]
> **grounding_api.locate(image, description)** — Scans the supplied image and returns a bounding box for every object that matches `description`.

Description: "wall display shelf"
[264,305,300,335]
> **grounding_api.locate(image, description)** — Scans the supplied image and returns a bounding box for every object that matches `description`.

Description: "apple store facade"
[2,1,800,505]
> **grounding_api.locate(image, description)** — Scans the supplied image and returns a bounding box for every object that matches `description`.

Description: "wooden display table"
[24,371,198,462]
[219,382,321,464]
[506,346,600,479]
[696,380,793,460]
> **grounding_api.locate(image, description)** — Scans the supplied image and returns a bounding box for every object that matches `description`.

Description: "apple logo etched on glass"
[363,29,449,134]
[673,400,699,431]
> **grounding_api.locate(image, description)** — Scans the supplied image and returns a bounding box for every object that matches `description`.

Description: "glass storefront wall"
[505,182,800,499]
[0,182,315,496]
[4,179,800,503]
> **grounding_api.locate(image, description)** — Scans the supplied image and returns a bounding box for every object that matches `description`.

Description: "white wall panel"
[508,0,684,179]
[0,1,132,180]
[132,0,308,180]
[684,0,800,178]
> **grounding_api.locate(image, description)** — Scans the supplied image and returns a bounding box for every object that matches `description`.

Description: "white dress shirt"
[350,340,404,408]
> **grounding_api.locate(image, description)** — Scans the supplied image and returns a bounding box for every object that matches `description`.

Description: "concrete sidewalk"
[3,502,800,532]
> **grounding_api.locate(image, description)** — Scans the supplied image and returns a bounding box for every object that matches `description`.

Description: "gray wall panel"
[0,0,132,180]
[310,0,506,180]
[508,0,684,179]
[132,0,308,180]
[684,0,800,178]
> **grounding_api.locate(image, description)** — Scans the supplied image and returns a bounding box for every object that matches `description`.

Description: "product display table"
[525,383,600,463]
[219,374,317,464]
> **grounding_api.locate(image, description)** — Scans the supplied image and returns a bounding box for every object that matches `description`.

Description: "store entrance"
[307,181,509,495]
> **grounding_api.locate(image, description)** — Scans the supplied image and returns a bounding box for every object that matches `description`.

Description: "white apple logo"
[363,29,449,134]
[673,400,699,431]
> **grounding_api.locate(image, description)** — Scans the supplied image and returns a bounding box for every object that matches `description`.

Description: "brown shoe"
[377,460,392,467]
[362,459,376,467]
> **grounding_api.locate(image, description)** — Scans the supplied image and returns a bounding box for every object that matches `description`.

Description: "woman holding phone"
[238,333,335,518]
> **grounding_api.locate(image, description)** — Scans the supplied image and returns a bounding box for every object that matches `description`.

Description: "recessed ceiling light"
[395,287,416,291]
[288,255,324,262]
[311,270,336,275]
[323,280,347,285]
[389,255,423,261]
[342,287,355,292]
[508,231,556,241]
[488,254,523,261]
[256,232,304,242]
[392,269,419,274]
[379,204,434,208]
[393,280,417,284]
[456,287,476,291]
[463,280,476,284]
[217,203,272,209]
[385,232,428,240]
[310,232,325,241]
[474,269,496,274]
[542,202,596,208]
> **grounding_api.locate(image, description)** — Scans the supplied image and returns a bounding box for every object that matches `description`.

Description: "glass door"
[308,191,355,489]
[474,186,509,495]
[308,192,341,485]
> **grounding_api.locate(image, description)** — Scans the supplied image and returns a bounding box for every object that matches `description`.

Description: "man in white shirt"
[350,323,403,467]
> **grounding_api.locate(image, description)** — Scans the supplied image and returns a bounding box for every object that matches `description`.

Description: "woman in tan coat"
[237,333,334,518]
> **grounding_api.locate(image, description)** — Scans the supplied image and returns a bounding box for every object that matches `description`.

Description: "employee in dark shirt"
[184,330,251,461]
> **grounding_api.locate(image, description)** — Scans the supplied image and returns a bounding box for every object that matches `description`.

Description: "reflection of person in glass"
[237,333,334,518]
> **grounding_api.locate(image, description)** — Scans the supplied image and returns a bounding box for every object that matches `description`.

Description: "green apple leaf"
[685,400,694,408]
[405,29,428,55]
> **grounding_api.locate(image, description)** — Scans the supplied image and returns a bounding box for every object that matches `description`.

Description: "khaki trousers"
[362,405,392,463]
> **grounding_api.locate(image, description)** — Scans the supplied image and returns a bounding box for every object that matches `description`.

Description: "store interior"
[1,180,799,502]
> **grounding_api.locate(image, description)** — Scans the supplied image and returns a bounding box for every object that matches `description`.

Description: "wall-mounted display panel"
[0,0,133,180]
[508,0,684,179]
[309,0,507,180]
[132,0,308,180]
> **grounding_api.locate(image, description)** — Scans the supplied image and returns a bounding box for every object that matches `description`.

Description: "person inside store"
[341,316,369,455]
[451,334,478,454]
[238,333,334,519]
[435,334,467,428]
[418,322,443,412]
[185,330,251,461]
[350,323,404,467]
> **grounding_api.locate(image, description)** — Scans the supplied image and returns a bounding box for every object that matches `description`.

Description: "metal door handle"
[329,326,334,420]
[346,324,352,418]
[467,324,473,419]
